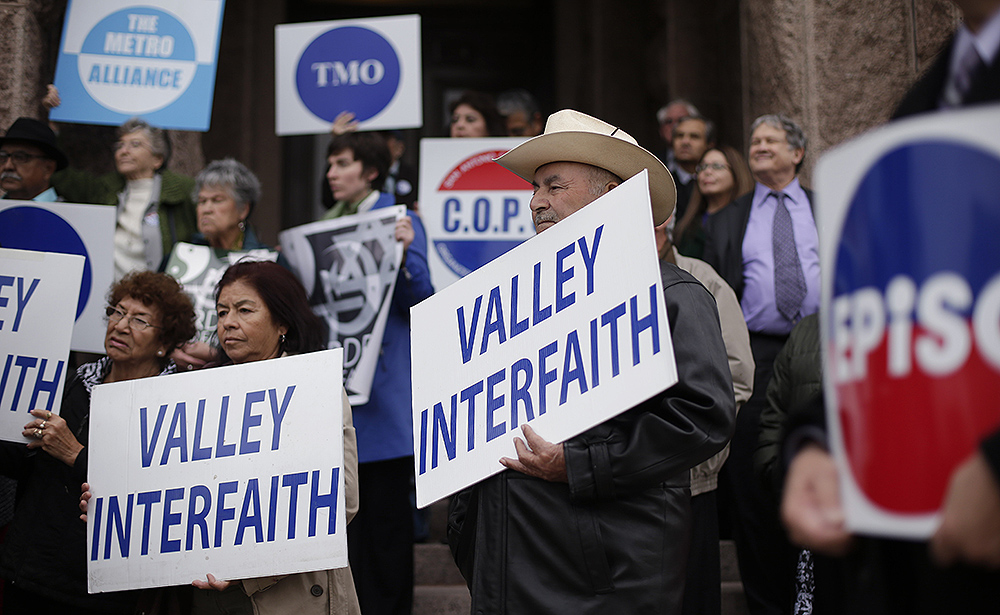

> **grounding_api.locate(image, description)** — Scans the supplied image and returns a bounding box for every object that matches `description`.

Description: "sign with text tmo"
[50,0,226,131]
[0,201,115,354]
[411,172,677,507]
[87,350,347,592]
[816,104,1000,540]
[0,248,84,443]
[276,15,421,135]
[419,138,534,290]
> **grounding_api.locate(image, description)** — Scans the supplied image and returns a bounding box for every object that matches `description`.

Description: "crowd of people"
[1,0,1000,610]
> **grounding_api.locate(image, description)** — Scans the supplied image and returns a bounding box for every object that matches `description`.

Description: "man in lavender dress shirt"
[703,114,818,615]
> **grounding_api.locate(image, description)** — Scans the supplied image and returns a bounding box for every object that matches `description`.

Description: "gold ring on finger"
[34,429,43,439]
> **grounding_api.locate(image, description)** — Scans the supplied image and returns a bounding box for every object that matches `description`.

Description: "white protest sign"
[816,104,1000,539]
[0,201,115,353]
[279,207,405,405]
[411,171,677,507]
[419,138,535,290]
[276,15,422,135]
[87,349,346,592]
[164,243,280,344]
[0,248,84,442]
[49,0,226,131]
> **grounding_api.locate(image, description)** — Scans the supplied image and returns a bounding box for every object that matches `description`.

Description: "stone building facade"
[1,0,958,241]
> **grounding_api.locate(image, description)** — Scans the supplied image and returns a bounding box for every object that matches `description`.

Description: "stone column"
[739,0,958,183]
[0,0,63,127]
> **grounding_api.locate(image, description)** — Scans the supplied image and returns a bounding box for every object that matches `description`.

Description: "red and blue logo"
[829,140,1000,514]
[432,151,532,278]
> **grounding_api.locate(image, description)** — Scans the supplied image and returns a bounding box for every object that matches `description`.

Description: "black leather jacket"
[448,263,735,614]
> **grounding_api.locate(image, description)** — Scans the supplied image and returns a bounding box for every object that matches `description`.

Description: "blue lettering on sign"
[295,26,401,122]
[0,207,92,320]
[1,354,64,413]
[139,387,295,468]
[434,196,529,278]
[418,282,662,475]
[89,468,343,560]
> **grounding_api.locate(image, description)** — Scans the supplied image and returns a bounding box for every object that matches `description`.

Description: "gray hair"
[751,114,807,171]
[497,89,541,118]
[117,117,171,169]
[657,99,700,125]
[585,165,623,196]
[193,158,262,215]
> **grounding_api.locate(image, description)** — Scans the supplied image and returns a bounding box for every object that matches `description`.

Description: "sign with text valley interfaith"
[0,249,84,443]
[87,350,346,592]
[816,103,1000,540]
[411,172,677,507]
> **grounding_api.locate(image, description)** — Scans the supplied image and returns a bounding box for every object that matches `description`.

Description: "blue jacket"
[344,194,434,463]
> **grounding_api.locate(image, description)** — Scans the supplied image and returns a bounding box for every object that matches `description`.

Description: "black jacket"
[448,263,735,614]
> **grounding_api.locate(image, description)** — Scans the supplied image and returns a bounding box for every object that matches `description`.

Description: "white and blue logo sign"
[276,15,422,135]
[816,105,1000,539]
[295,26,401,123]
[50,0,225,131]
[0,201,115,354]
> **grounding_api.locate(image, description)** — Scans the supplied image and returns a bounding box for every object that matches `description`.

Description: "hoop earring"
[280,333,286,344]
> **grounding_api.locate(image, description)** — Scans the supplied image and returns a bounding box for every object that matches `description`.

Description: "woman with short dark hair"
[191,261,360,615]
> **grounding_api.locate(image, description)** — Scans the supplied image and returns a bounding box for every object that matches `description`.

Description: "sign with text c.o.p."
[816,103,1000,540]
[275,15,422,135]
[49,0,225,131]
[419,138,535,290]
[0,200,115,354]
[411,171,677,508]
[0,248,84,442]
[87,349,346,592]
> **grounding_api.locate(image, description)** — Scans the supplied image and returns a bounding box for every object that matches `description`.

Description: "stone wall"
[739,0,958,184]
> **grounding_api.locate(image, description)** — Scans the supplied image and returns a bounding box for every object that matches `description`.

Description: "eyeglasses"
[695,162,731,174]
[0,151,50,165]
[105,305,160,331]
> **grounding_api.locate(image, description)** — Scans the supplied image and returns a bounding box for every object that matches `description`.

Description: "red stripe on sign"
[438,150,532,191]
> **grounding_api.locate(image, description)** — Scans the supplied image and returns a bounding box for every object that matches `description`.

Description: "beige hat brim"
[495,131,676,225]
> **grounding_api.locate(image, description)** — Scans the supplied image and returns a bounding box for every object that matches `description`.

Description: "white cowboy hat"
[494,109,676,224]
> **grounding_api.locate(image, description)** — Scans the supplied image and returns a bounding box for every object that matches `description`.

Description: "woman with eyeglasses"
[673,145,754,259]
[0,271,196,614]
[46,88,197,280]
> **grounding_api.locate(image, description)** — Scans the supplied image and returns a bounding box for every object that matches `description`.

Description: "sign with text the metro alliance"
[411,172,677,507]
[87,350,346,592]
[276,15,421,135]
[50,0,225,131]
[816,103,1000,540]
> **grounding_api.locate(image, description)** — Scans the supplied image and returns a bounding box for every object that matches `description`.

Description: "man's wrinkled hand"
[500,424,567,483]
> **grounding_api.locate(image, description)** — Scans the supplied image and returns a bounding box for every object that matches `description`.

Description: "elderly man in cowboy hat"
[0,117,68,202]
[446,109,735,614]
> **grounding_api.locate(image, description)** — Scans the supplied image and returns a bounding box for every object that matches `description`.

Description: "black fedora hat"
[1,118,68,171]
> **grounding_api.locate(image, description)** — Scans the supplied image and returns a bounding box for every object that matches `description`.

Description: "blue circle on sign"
[295,26,401,122]
[81,8,196,61]
[0,207,93,320]
[836,141,1000,298]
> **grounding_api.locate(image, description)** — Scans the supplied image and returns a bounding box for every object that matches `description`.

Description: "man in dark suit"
[671,115,715,221]
[703,113,819,615]
[893,0,1000,118]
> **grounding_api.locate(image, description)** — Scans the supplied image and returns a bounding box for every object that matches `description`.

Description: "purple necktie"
[772,191,806,322]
